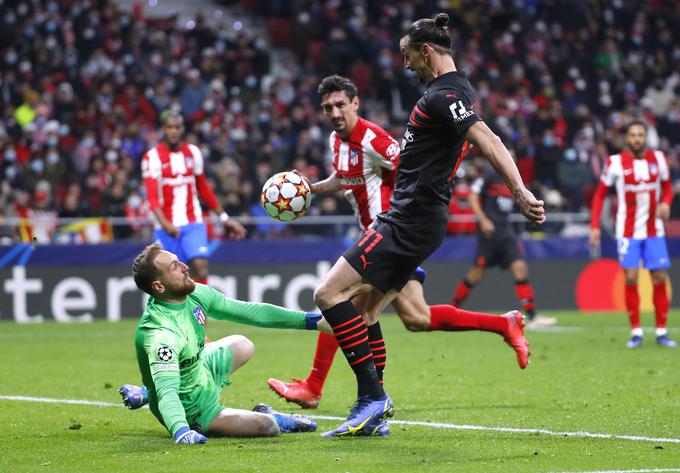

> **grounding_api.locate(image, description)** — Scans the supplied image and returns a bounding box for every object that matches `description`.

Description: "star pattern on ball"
[295,181,309,196]
[274,195,292,211]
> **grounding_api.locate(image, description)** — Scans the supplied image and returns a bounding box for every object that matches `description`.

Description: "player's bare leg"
[393,280,530,368]
[314,257,396,437]
[207,408,281,437]
[206,335,316,436]
[267,292,376,409]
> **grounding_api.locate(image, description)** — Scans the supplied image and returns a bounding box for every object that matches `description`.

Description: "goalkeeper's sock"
[305,332,338,395]
[428,305,506,334]
[625,283,641,330]
[322,301,384,399]
[367,322,386,384]
[452,279,474,307]
[514,279,536,320]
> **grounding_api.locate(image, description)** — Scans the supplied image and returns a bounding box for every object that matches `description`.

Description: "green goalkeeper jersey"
[134,283,308,436]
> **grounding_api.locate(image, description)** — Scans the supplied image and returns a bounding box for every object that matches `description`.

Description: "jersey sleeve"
[655,151,673,205]
[142,150,162,211]
[428,88,481,134]
[600,157,616,187]
[143,328,188,436]
[188,144,204,175]
[368,130,400,171]
[197,284,307,329]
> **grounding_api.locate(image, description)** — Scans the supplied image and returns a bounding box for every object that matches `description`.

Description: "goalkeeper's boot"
[267,377,321,409]
[627,335,643,349]
[321,394,394,437]
[119,384,149,409]
[252,404,317,433]
[656,335,677,348]
[502,311,530,369]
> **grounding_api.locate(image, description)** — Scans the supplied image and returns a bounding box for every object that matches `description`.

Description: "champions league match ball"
[261,171,312,222]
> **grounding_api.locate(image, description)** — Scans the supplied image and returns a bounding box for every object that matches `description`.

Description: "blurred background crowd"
[1,0,679,242]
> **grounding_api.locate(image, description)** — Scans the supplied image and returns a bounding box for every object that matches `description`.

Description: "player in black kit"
[451,163,556,327]
[314,12,545,438]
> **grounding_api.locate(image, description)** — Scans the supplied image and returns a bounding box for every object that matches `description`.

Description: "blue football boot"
[321,395,394,437]
[626,335,643,349]
[252,404,317,433]
[656,335,677,348]
[362,418,391,437]
[119,384,149,409]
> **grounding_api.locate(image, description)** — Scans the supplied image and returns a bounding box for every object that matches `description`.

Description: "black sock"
[367,322,387,383]
[322,301,385,398]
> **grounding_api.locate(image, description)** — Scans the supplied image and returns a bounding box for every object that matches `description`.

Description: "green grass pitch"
[1,310,679,473]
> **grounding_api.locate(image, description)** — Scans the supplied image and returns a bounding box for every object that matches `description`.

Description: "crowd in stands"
[1,0,679,242]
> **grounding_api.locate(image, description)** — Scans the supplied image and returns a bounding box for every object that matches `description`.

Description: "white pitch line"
[4,395,679,445]
[551,470,680,473]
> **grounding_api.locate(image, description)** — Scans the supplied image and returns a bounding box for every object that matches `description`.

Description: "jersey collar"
[151,297,187,310]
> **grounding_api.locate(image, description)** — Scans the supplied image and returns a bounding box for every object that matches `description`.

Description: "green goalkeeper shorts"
[185,342,234,432]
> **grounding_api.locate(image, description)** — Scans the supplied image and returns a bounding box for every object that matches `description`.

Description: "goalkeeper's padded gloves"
[174,427,207,445]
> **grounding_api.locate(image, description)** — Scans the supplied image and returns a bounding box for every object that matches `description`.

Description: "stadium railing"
[0,212,593,243]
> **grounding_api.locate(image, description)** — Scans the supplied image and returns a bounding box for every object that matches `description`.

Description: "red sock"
[653,282,669,330]
[625,283,640,329]
[305,332,338,395]
[514,280,536,318]
[452,279,473,306]
[367,322,386,384]
[428,305,507,334]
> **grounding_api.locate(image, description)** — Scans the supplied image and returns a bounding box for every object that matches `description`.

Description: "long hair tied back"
[405,12,451,52]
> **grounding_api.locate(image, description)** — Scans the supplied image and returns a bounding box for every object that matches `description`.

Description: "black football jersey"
[470,167,514,230]
[381,71,481,225]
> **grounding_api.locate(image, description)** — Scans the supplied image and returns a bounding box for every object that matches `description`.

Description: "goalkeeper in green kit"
[120,243,326,444]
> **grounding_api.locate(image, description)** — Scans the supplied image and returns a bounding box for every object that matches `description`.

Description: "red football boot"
[503,311,530,369]
[267,378,322,409]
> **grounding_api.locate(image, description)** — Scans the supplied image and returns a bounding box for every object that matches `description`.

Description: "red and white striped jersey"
[142,142,219,228]
[330,117,400,230]
[600,149,670,239]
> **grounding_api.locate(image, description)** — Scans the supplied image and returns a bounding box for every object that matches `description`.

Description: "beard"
[167,277,195,298]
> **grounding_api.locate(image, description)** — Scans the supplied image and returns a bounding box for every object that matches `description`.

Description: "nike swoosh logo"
[337,408,379,436]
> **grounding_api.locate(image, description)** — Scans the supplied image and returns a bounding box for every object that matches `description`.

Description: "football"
[261,171,312,221]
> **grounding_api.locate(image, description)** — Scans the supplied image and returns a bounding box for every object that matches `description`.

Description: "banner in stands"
[0,238,678,322]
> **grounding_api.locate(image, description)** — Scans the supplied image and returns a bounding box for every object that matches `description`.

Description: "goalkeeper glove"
[174,427,207,445]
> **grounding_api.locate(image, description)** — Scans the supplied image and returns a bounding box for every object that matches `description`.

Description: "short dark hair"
[625,119,647,134]
[132,243,163,295]
[160,110,184,127]
[404,12,452,53]
[317,75,358,101]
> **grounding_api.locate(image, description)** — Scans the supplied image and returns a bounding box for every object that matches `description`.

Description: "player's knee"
[651,270,668,285]
[229,335,255,365]
[313,284,334,310]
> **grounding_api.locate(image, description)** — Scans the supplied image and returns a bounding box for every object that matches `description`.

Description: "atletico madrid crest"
[193,305,206,325]
[350,148,359,166]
